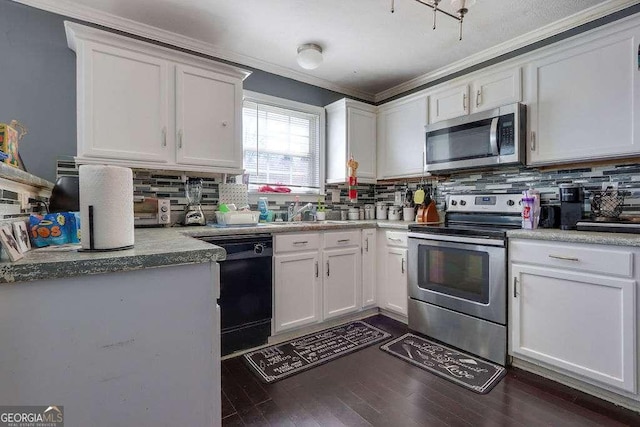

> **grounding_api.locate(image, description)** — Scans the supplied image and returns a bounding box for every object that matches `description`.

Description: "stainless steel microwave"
[425,103,526,173]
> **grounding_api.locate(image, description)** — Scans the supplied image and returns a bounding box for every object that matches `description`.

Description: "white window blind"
[243,100,321,192]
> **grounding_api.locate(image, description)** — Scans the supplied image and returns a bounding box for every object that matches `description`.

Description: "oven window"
[417,245,490,304]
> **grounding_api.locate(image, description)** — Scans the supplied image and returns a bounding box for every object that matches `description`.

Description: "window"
[242,91,324,193]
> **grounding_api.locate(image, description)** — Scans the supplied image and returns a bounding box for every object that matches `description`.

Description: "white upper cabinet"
[66,22,250,174]
[377,94,428,179]
[77,42,170,163]
[528,24,640,165]
[429,83,469,123]
[326,99,377,183]
[175,64,242,169]
[470,67,522,114]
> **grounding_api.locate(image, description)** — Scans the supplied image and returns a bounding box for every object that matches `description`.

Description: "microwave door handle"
[489,117,500,156]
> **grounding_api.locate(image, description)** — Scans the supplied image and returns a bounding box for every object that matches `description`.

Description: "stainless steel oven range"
[408,193,522,365]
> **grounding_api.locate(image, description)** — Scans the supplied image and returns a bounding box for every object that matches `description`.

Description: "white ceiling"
[41,0,615,97]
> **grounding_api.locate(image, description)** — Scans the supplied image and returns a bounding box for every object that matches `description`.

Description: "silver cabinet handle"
[389,238,402,242]
[365,237,369,252]
[161,127,167,147]
[531,131,536,151]
[293,241,308,245]
[315,261,319,278]
[338,239,350,243]
[326,261,330,277]
[462,93,467,111]
[178,129,183,149]
[548,254,580,262]
[401,258,405,274]
[476,89,481,107]
[513,277,518,298]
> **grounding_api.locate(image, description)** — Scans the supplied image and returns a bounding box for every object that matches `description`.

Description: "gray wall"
[0,1,77,183]
[0,1,346,182]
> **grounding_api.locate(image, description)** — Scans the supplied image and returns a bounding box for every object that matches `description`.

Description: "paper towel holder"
[78,205,134,252]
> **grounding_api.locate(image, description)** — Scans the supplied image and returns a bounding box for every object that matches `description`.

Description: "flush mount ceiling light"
[390,0,476,40]
[296,43,323,70]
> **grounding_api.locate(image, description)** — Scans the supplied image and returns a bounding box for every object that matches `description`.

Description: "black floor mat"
[381,333,506,394]
[244,320,391,383]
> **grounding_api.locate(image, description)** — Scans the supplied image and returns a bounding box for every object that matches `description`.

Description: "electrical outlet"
[602,182,618,190]
[20,193,29,211]
[331,189,341,203]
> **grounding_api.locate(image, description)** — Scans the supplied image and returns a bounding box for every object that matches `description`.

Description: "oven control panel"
[447,194,522,214]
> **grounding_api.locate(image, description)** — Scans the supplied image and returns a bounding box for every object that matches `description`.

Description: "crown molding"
[12,0,638,105]
[374,0,640,103]
[12,0,376,102]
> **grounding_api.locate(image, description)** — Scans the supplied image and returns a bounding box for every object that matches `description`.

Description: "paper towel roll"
[79,165,134,250]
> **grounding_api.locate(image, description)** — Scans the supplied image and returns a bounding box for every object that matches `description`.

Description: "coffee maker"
[559,183,583,230]
[183,178,206,226]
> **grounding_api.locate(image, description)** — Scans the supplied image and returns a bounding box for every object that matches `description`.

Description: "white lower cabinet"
[361,229,377,308]
[273,230,365,334]
[383,247,408,316]
[273,251,322,333]
[323,247,361,320]
[510,239,638,397]
[378,231,408,317]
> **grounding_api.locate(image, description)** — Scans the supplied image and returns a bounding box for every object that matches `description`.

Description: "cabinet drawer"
[510,240,633,277]
[385,231,408,247]
[324,230,361,248]
[275,233,321,253]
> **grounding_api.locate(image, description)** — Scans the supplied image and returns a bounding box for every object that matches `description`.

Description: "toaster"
[134,197,171,227]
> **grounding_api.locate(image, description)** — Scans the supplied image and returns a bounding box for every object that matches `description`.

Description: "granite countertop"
[0,220,414,284]
[0,228,226,284]
[507,228,640,247]
[0,162,54,189]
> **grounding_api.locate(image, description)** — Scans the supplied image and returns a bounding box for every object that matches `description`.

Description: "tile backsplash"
[57,158,640,222]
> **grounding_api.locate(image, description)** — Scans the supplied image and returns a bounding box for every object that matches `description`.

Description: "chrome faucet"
[288,202,313,221]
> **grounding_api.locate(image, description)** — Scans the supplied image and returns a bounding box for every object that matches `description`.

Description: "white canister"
[403,207,415,222]
[389,206,402,221]
[364,204,375,220]
[376,203,388,220]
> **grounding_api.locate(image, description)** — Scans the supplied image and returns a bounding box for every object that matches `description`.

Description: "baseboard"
[511,357,640,414]
[378,308,408,325]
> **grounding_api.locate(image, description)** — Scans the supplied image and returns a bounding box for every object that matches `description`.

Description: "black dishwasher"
[199,234,272,356]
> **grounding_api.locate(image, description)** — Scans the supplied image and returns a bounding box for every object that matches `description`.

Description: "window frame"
[242,90,326,196]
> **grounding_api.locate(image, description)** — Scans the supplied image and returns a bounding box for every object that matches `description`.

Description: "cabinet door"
[470,67,521,113]
[383,247,408,316]
[361,229,377,308]
[428,83,469,123]
[175,64,242,169]
[79,42,170,163]
[323,247,362,320]
[377,95,428,179]
[511,264,636,393]
[348,107,377,181]
[528,27,640,164]
[274,252,321,333]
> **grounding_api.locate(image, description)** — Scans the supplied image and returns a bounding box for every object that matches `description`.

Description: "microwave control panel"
[499,113,515,155]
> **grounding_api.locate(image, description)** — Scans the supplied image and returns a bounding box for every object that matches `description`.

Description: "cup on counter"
[403,207,415,222]
[316,211,326,221]
[376,203,388,220]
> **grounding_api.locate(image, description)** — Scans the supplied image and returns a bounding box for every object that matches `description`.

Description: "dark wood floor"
[221,315,640,426]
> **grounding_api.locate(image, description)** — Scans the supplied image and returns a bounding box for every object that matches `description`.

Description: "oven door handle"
[489,117,500,155]
[408,232,505,247]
